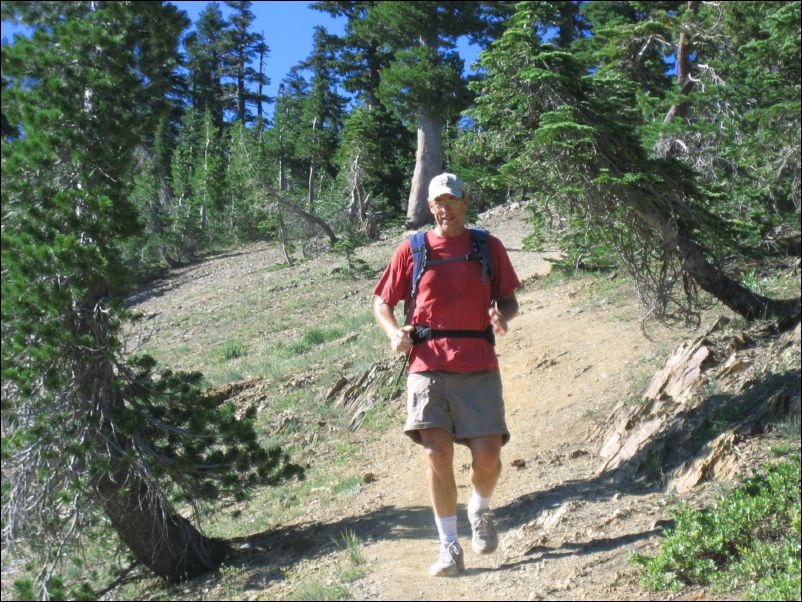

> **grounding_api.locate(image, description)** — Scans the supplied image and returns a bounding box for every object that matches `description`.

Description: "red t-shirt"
[373,229,521,373]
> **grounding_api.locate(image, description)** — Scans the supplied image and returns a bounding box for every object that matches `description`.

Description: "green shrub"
[216,340,247,360]
[633,457,801,600]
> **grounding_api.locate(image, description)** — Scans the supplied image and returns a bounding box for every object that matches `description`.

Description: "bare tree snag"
[406,107,442,228]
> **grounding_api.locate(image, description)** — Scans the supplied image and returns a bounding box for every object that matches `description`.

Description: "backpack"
[405,227,497,346]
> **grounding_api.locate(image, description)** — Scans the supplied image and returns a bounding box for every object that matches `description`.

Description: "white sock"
[468,490,491,517]
[434,515,458,546]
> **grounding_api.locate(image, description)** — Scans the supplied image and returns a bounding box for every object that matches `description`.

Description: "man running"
[372,172,521,576]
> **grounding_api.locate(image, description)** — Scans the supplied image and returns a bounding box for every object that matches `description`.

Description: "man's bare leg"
[468,435,502,497]
[418,428,464,575]
[466,435,502,554]
[419,427,457,517]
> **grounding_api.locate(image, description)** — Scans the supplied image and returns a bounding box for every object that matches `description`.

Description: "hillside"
[122,205,800,601]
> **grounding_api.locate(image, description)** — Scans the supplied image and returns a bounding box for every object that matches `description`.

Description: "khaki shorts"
[404,370,510,446]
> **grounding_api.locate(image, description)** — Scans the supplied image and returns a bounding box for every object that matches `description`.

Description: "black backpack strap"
[408,231,427,301]
[405,231,427,324]
[469,227,497,307]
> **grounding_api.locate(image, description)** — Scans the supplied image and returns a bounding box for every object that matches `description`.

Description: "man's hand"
[489,294,518,336]
[373,297,414,353]
[488,306,508,336]
[391,325,415,353]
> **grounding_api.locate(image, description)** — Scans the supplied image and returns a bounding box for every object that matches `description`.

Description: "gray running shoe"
[429,541,465,577]
[469,509,498,554]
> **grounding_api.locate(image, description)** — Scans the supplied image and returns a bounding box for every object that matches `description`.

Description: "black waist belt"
[410,325,495,346]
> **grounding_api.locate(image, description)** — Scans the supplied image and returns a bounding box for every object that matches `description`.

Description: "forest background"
[2,1,800,599]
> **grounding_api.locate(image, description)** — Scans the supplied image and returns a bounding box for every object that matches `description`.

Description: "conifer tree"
[298,26,347,209]
[170,106,204,258]
[191,108,227,241]
[253,32,271,127]
[222,0,268,124]
[313,1,416,230]
[185,1,228,129]
[271,73,312,193]
[1,3,301,594]
[365,2,472,226]
[226,119,270,239]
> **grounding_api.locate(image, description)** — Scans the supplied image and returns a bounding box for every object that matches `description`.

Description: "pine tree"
[253,32,271,128]
[221,0,267,124]
[170,106,204,259]
[313,1,416,230]
[1,3,302,594]
[271,73,312,193]
[226,119,270,239]
[191,108,227,241]
[297,26,347,209]
[185,1,228,129]
[650,2,800,234]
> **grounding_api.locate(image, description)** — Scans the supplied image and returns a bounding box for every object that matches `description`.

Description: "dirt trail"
[149,206,732,601]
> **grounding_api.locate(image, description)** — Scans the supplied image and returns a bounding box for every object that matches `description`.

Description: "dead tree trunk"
[273,196,338,246]
[308,116,318,210]
[633,190,800,321]
[277,210,293,266]
[347,151,378,239]
[406,107,442,229]
[663,1,700,126]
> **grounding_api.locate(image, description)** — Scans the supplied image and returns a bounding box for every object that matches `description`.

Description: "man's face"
[428,194,468,237]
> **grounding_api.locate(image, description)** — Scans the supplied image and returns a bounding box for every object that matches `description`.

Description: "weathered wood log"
[597,317,800,490]
[327,359,400,430]
[669,430,740,494]
[598,335,715,477]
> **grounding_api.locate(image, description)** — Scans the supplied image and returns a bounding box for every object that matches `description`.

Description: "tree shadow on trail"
[219,503,435,592]
[491,470,648,532]
[497,520,675,573]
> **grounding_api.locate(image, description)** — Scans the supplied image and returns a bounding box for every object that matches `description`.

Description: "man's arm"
[372,296,415,353]
[489,292,519,336]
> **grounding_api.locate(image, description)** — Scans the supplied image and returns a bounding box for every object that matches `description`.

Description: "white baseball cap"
[428,173,466,201]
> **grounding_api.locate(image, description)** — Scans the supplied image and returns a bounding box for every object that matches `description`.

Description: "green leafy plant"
[295,579,348,601]
[331,237,372,279]
[218,563,247,600]
[633,458,801,599]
